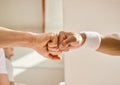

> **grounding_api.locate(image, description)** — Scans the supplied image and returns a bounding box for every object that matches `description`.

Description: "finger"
[63,36,77,46]
[49,50,62,55]
[59,36,75,50]
[61,32,82,48]
[70,41,81,47]
[59,31,66,45]
[59,31,69,50]
[48,33,58,47]
[48,54,62,60]
[59,47,70,52]
[68,45,78,49]
[48,42,57,48]
[36,47,62,60]
[48,47,59,51]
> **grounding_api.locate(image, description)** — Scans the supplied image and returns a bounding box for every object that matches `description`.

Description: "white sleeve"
[81,32,101,50]
[6,58,14,81]
[0,48,7,74]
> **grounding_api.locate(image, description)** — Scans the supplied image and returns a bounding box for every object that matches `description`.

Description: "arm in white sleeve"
[81,32,120,55]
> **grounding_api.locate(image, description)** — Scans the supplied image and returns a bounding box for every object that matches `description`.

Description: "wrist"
[80,32,101,50]
[23,32,38,48]
[79,33,86,46]
[26,32,51,49]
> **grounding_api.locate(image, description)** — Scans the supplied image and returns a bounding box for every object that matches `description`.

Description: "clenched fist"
[31,33,62,60]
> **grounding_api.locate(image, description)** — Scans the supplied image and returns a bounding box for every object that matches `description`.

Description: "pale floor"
[14,68,64,85]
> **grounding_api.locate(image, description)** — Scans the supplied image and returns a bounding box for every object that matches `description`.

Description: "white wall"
[63,0,120,85]
[45,0,63,32]
[0,0,43,33]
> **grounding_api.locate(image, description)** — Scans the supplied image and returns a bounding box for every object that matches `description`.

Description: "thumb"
[48,33,58,47]
[40,33,52,46]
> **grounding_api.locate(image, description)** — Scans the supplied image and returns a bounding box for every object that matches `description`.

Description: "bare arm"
[0,27,33,48]
[0,26,61,59]
[59,31,120,56]
[0,74,10,85]
[97,33,120,56]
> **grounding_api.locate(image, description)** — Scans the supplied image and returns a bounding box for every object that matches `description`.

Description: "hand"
[4,47,14,59]
[59,31,84,52]
[31,33,62,60]
[47,33,62,59]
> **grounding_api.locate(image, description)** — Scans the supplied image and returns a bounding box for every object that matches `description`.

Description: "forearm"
[80,32,120,55]
[0,27,35,48]
[0,74,10,85]
[97,33,120,55]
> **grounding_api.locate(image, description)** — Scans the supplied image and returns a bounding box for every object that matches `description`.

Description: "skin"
[0,27,61,85]
[0,74,10,85]
[0,27,61,60]
[58,31,85,52]
[97,33,120,55]
[1,27,119,85]
[11,82,27,85]
[58,31,120,56]
[4,47,14,59]
[4,47,29,85]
